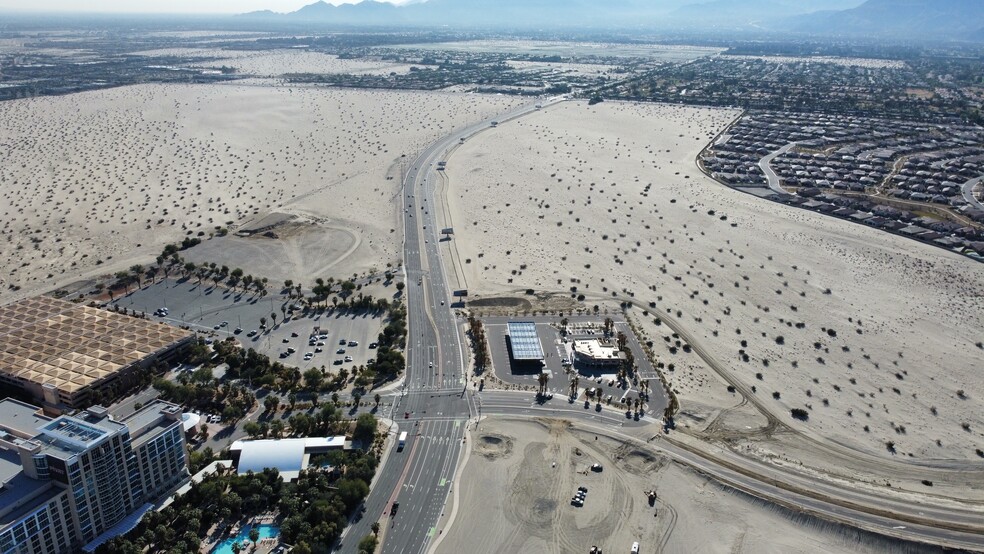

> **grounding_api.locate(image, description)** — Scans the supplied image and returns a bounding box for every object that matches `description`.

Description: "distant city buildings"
[0,399,189,554]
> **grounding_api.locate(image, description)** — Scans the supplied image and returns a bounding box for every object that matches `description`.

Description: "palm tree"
[260,316,267,329]
[537,372,550,396]
[374,393,381,406]
[271,312,278,327]
[130,265,144,288]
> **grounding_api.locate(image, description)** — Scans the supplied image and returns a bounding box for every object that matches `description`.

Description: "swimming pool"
[211,524,280,554]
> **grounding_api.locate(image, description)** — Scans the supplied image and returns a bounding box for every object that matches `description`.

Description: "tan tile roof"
[0,297,193,393]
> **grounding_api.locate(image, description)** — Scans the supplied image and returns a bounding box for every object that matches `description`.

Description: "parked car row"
[571,485,588,507]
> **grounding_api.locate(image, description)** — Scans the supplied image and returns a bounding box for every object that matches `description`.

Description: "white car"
[304,353,313,360]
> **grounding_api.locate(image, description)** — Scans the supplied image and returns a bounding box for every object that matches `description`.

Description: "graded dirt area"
[441,100,984,464]
[438,418,926,554]
[0,84,523,300]
[180,215,364,288]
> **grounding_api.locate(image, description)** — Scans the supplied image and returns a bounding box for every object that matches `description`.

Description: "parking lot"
[480,315,667,415]
[111,278,385,370]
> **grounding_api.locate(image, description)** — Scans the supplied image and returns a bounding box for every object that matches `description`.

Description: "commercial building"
[571,339,624,367]
[0,296,194,411]
[505,322,545,362]
[0,398,189,554]
[229,437,346,482]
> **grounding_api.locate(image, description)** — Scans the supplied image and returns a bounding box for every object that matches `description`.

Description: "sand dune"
[0,84,523,299]
[443,100,984,462]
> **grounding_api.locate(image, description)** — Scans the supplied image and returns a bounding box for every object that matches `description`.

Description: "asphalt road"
[961,175,984,211]
[759,142,797,194]
[338,98,564,553]
[341,97,984,552]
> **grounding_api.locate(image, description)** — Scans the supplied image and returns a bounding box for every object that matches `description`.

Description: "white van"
[631,541,640,553]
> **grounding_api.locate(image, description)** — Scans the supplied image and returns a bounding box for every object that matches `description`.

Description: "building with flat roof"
[506,322,545,362]
[229,437,346,481]
[0,398,189,554]
[0,296,194,410]
[571,339,624,367]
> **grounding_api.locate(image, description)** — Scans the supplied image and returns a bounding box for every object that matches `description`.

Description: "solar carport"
[506,321,546,372]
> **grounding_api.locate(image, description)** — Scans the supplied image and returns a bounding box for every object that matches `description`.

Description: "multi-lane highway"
[338,98,560,553]
[338,95,984,553]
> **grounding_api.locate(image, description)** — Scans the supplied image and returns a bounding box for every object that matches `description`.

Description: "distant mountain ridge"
[241,0,984,41]
[791,0,984,40]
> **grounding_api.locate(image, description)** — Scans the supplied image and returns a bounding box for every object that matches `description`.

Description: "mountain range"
[241,0,984,41]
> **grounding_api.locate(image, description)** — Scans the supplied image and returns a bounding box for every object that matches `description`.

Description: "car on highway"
[368,342,378,349]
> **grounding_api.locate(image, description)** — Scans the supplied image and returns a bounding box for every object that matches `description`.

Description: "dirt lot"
[436,418,939,554]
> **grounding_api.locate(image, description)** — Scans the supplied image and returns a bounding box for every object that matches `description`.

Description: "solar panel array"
[507,321,545,360]
[0,296,193,393]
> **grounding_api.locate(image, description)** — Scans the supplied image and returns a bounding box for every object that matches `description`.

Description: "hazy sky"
[0,0,413,14]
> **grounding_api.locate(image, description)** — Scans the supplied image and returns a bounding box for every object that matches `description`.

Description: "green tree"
[357,534,378,554]
[353,413,376,446]
[304,368,324,390]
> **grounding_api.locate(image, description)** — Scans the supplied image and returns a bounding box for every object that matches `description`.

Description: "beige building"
[0,399,189,553]
[0,296,194,410]
[571,339,625,367]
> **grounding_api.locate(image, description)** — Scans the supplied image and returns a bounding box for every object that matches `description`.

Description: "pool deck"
[201,518,281,554]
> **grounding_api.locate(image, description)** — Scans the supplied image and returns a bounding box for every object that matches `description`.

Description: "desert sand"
[0,84,523,299]
[437,418,928,554]
[131,48,418,77]
[441,100,984,464]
